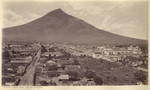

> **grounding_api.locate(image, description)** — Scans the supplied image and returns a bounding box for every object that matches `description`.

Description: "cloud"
[99,20,147,39]
[3,10,42,28]
[100,15,111,29]
[3,10,27,27]
[4,10,23,22]
[27,13,42,20]
[63,2,147,40]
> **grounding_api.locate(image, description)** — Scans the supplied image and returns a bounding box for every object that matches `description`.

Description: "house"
[74,77,96,85]
[7,68,13,71]
[40,57,47,61]
[11,60,31,64]
[2,77,17,86]
[46,70,64,77]
[127,45,140,51]
[47,60,56,64]
[11,56,32,64]
[5,82,15,86]
[42,52,63,57]
[41,52,50,57]
[53,59,74,65]
[65,65,81,71]
[92,52,104,59]
[46,61,57,67]
[137,67,148,72]
[50,52,63,57]
[58,74,69,81]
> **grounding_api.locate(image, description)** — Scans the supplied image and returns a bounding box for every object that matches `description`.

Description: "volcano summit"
[3,9,147,45]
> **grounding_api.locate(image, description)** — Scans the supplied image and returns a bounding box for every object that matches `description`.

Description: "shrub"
[134,71,147,84]
[2,50,11,59]
[93,76,103,85]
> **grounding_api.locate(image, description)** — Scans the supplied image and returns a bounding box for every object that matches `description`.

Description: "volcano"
[3,9,147,45]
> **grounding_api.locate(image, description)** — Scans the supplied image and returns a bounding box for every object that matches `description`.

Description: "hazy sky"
[2,1,148,40]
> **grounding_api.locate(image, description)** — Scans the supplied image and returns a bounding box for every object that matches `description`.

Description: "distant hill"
[3,9,147,45]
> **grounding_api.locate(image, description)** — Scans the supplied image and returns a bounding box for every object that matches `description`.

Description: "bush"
[85,70,103,85]
[39,80,48,86]
[2,50,11,59]
[93,76,103,85]
[85,71,96,79]
[61,64,65,70]
[41,45,47,54]
[134,71,147,84]
[48,65,58,71]
[74,59,80,65]
[67,71,79,81]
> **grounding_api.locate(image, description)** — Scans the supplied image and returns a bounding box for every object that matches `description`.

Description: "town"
[2,41,148,86]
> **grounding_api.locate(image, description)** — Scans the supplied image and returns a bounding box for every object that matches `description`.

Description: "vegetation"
[67,71,80,81]
[47,65,58,71]
[2,50,11,59]
[39,80,48,86]
[41,45,47,54]
[85,71,96,79]
[93,76,103,85]
[48,54,52,60]
[61,64,66,70]
[134,71,147,84]
[73,59,80,65]
[78,56,140,85]
[85,70,103,85]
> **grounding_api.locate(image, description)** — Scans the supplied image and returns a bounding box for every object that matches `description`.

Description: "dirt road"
[19,50,41,86]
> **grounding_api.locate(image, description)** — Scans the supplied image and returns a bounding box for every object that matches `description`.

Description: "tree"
[11,50,16,54]
[61,64,65,70]
[41,45,47,54]
[85,71,96,79]
[48,54,52,60]
[49,48,54,52]
[2,50,11,59]
[134,71,147,84]
[39,80,48,86]
[48,65,58,71]
[62,51,71,59]
[67,71,79,81]
[93,76,103,85]
[74,59,80,65]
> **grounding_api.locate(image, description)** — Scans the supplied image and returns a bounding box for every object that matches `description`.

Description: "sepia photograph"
[1,0,148,86]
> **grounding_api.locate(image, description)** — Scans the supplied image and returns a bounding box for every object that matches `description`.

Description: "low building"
[65,65,81,71]
[5,82,15,86]
[42,52,63,57]
[73,77,96,85]
[46,60,56,66]
[11,56,32,64]
[53,59,74,65]
[58,74,69,81]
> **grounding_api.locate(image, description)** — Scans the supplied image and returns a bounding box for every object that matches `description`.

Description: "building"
[46,60,56,66]
[65,65,81,71]
[73,77,96,85]
[53,59,74,65]
[92,45,142,62]
[58,74,69,81]
[42,52,63,57]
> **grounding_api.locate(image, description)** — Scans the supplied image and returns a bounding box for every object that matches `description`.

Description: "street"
[19,49,41,85]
